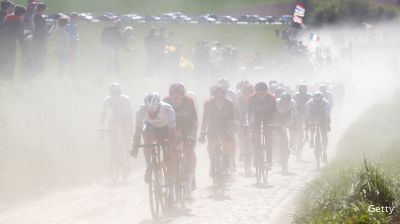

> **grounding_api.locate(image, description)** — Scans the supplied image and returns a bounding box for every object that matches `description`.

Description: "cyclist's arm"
[133,107,145,145]
[189,99,199,136]
[165,104,177,148]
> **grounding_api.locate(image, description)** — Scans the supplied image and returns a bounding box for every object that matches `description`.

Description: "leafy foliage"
[305,0,399,26]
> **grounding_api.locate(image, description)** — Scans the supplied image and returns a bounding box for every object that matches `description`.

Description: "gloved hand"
[198,133,206,144]
[131,143,139,158]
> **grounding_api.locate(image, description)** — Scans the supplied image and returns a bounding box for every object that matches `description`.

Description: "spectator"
[66,12,79,73]
[54,16,70,76]
[0,5,26,80]
[33,2,51,76]
[0,0,14,24]
[144,27,164,77]
[100,20,123,76]
[193,40,210,79]
[22,0,36,30]
[20,29,34,79]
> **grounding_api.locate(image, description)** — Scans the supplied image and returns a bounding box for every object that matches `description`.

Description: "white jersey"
[136,102,176,129]
[102,95,132,124]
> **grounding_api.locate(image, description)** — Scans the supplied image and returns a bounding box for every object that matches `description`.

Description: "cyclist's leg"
[222,134,235,173]
[183,140,196,180]
[251,126,261,166]
[207,136,218,178]
[265,127,273,169]
[320,124,329,162]
[296,119,305,158]
[142,125,157,182]
[280,128,290,173]
[183,139,196,197]
[309,122,316,147]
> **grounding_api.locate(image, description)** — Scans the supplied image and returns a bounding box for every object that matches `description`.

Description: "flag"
[309,33,320,43]
[294,3,305,17]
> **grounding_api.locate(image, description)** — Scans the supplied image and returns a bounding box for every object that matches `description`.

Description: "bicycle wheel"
[148,162,160,219]
[244,134,252,176]
[158,161,168,213]
[314,127,322,169]
[260,146,268,185]
[175,153,186,205]
[255,146,262,184]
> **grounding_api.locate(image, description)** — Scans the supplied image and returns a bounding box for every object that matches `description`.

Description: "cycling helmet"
[298,83,308,93]
[281,92,291,102]
[319,84,328,93]
[244,84,254,95]
[255,82,268,93]
[274,86,284,97]
[124,26,134,36]
[211,85,226,98]
[236,79,250,91]
[144,92,161,112]
[217,78,230,90]
[109,83,121,96]
[313,91,324,102]
[169,82,186,97]
[269,79,279,87]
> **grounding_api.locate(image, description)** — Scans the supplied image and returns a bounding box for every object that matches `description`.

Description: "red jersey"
[247,92,276,124]
[202,97,234,136]
[163,96,198,134]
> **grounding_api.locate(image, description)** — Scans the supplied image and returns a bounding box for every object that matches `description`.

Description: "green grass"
[294,97,400,224]
[13,0,292,14]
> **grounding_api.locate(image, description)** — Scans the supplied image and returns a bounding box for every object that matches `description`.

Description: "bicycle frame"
[137,141,168,219]
[312,121,323,169]
[254,123,272,185]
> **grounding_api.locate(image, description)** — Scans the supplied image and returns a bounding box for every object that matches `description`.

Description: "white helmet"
[109,83,121,96]
[144,92,161,112]
[217,77,230,90]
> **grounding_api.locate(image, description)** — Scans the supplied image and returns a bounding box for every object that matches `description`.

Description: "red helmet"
[169,82,186,97]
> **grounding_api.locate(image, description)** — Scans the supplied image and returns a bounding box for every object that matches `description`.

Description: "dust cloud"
[0,20,399,212]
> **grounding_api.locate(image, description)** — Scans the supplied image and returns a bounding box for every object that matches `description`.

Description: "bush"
[305,0,399,27]
[350,159,398,209]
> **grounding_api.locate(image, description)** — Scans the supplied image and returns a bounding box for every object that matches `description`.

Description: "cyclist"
[199,85,235,176]
[319,83,334,109]
[163,83,198,200]
[305,92,331,163]
[100,83,133,182]
[131,92,177,196]
[247,82,276,170]
[293,83,312,160]
[273,86,284,99]
[217,77,240,170]
[236,80,254,160]
[217,77,239,109]
[275,92,297,174]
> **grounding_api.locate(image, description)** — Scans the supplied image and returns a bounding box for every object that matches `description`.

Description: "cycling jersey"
[293,92,312,116]
[305,99,330,122]
[238,91,250,124]
[163,96,198,134]
[248,92,276,125]
[136,101,176,129]
[276,99,297,125]
[321,91,334,108]
[202,98,234,137]
[102,95,133,125]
